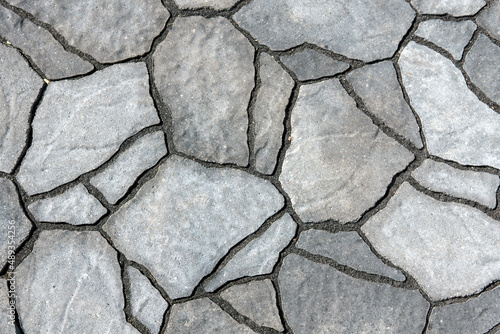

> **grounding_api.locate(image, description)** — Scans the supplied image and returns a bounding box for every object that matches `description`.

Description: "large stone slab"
[411,0,485,15]
[174,0,239,9]
[280,49,349,81]
[478,0,500,41]
[0,279,15,332]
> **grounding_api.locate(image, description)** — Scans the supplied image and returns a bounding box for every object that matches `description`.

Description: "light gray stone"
[90,131,167,204]
[362,182,500,301]
[17,63,160,195]
[478,0,500,41]
[347,61,422,147]
[153,16,253,166]
[280,79,414,223]
[280,49,350,81]
[234,0,415,61]
[399,42,500,169]
[221,279,283,331]
[0,279,15,332]
[297,230,406,281]
[9,0,170,63]
[411,0,485,15]
[412,159,499,208]
[206,214,296,292]
[254,53,294,175]
[174,0,239,9]
[104,156,283,299]
[16,230,138,334]
[279,254,429,334]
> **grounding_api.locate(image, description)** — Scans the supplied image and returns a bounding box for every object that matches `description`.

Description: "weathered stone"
[206,214,296,292]
[362,182,500,301]
[9,0,170,63]
[280,49,349,81]
[412,159,499,208]
[411,0,485,15]
[17,63,160,195]
[90,131,167,204]
[174,0,239,9]
[347,61,422,147]
[104,156,283,299]
[234,0,415,61]
[16,230,138,333]
[478,1,500,41]
[399,42,500,169]
[279,254,429,333]
[0,279,15,332]
[280,79,414,223]
[153,16,253,166]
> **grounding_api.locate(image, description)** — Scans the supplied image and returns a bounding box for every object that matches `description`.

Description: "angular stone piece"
[280,79,414,223]
[16,230,138,333]
[221,280,283,331]
[399,42,500,169]
[478,1,500,41]
[90,131,167,204]
[104,156,283,299]
[279,254,429,333]
[280,49,350,81]
[234,0,415,61]
[412,159,499,208]
[297,230,406,281]
[9,0,170,63]
[362,182,500,301]
[17,63,160,195]
[174,0,239,9]
[347,61,422,147]
[411,0,485,15]
[0,279,15,332]
[154,16,253,166]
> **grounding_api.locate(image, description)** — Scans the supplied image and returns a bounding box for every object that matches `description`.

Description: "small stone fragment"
[411,0,485,15]
[477,1,500,41]
[0,279,15,332]
[174,0,239,9]
[280,49,349,81]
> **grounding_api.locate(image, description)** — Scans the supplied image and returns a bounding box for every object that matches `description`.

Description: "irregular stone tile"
[399,42,500,169]
[17,63,160,195]
[0,6,93,79]
[206,214,296,292]
[279,254,429,333]
[0,279,15,331]
[154,17,253,166]
[174,0,239,10]
[254,53,294,175]
[412,159,499,208]
[280,49,349,81]
[411,0,485,15]
[9,0,169,63]
[104,156,283,299]
[90,131,167,204]
[234,0,415,61]
[347,61,422,147]
[220,279,283,331]
[16,230,138,334]
[296,230,406,281]
[362,182,500,301]
[478,0,500,41]
[0,44,43,173]
[280,79,414,223]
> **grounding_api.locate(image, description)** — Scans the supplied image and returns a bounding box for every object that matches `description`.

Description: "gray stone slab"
[411,0,485,15]
[90,131,167,204]
[153,16,253,166]
[174,0,239,9]
[478,0,500,41]
[399,42,500,169]
[362,182,500,301]
[296,230,406,281]
[347,61,423,147]
[104,156,283,299]
[279,254,429,334]
[412,159,499,208]
[234,0,415,61]
[280,49,349,81]
[0,279,15,332]
[16,230,138,334]
[280,79,414,223]
[17,63,160,195]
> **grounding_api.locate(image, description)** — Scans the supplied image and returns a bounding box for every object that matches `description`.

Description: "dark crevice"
[246,48,261,170]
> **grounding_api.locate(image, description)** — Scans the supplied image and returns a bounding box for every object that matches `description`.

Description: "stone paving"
[0,0,499,333]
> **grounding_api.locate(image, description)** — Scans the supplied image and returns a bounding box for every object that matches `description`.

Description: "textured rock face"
[411,0,485,15]
[174,0,239,9]
[280,49,350,81]
[153,16,254,166]
[477,1,500,40]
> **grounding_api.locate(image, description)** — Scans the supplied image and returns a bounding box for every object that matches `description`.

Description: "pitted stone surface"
[399,42,500,169]
[280,49,350,81]
[411,0,486,15]
[279,254,429,334]
[174,0,239,9]
[0,279,15,332]
[478,1,500,41]
[153,16,253,166]
[280,79,414,223]
[234,0,415,61]
[362,182,500,301]
[16,63,160,195]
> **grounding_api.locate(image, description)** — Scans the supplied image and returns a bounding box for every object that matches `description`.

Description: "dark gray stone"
[174,0,239,9]
[411,0,485,15]
[478,0,500,41]
[0,279,15,332]
[280,49,349,81]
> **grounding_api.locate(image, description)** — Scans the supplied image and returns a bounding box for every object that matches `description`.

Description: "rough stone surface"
[153,16,253,166]
[174,0,239,9]
[16,230,138,334]
[280,79,414,223]
[347,61,423,147]
[478,0,500,41]
[17,63,160,195]
[412,159,499,208]
[362,182,500,301]
[280,49,350,81]
[0,279,15,332]
[104,156,283,299]
[279,254,429,333]
[411,0,486,15]
[90,131,167,204]
[234,0,415,61]
[399,42,500,169]
[297,230,406,281]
